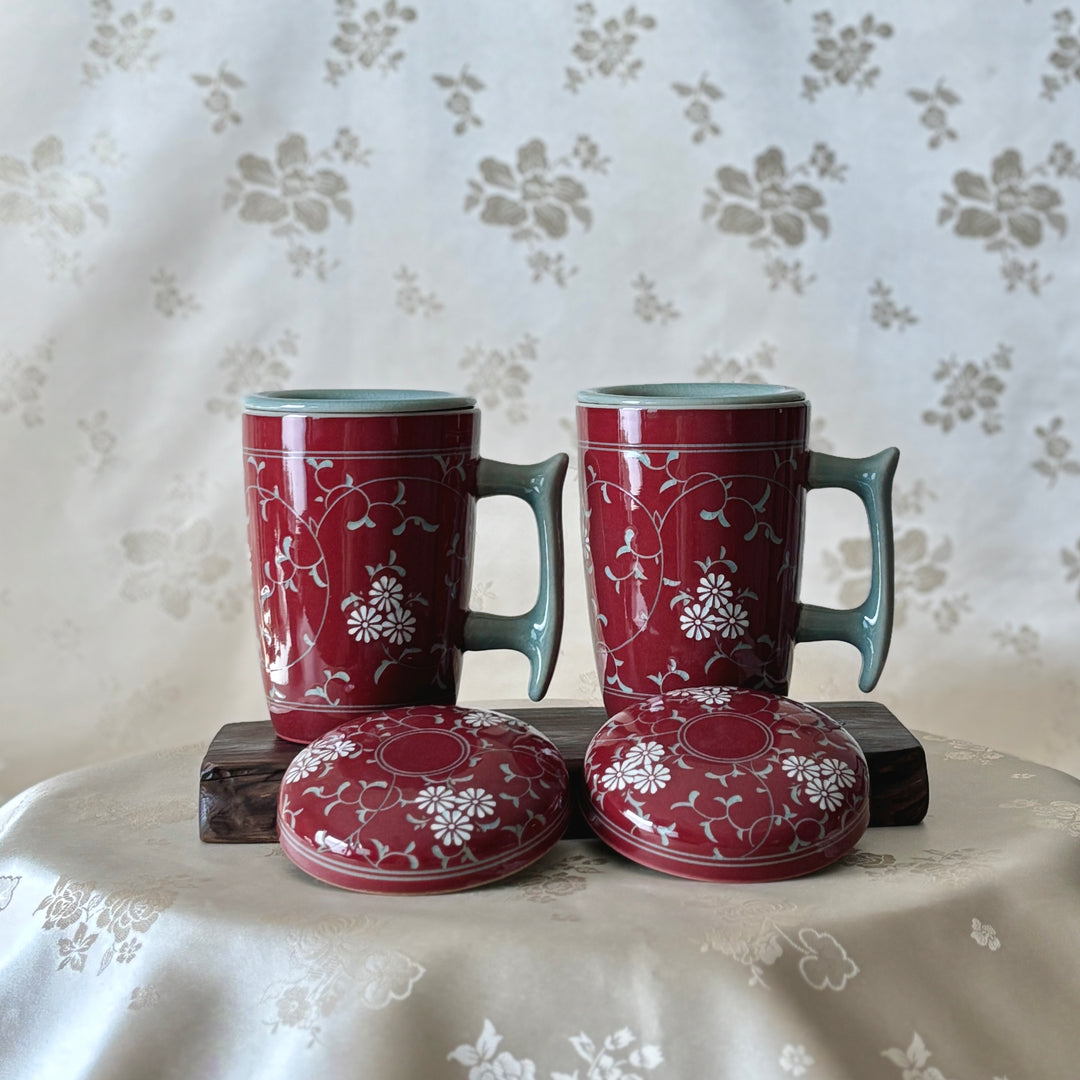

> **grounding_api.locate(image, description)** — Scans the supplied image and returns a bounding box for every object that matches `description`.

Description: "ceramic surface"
[244,390,567,743]
[577,383,897,716]
[277,704,570,894]
[582,688,870,882]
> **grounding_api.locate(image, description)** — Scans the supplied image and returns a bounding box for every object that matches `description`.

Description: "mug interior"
[577,383,806,408]
[243,389,477,415]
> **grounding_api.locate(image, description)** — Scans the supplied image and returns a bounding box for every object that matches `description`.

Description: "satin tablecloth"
[1,725,1078,1079]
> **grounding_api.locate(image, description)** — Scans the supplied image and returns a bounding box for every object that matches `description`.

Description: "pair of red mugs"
[244,385,898,745]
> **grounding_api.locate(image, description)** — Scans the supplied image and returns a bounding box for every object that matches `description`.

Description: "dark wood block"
[199,701,928,844]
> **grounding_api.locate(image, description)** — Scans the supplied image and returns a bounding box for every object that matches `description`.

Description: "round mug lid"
[244,389,477,416]
[277,705,570,894]
[583,688,869,883]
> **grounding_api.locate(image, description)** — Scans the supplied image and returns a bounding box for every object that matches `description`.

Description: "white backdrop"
[1,0,1078,801]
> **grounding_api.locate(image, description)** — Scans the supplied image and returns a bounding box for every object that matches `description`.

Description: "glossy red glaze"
[277,705,570,894]
[582,688,869,883]
[244,409,478,743]
[578,398,810,716]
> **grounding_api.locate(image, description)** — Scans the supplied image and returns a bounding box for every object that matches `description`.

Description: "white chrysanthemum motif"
[284,746,323,784]
[697,571,734,607]
[680,602,719,640]
[346,603,383,642]
[381,603,416,644]
[369,574,404,612]
[631,759,671,794]
[623,740,665,768]
[431,807,474,846]
[804,774,844,812]
[781,755,821,782]
[713,600,750,639]
[670,686,733,707]
[818,758,857,789]
[462,709,503,728]
[415,784,456,815]
[454,787,497,819]
[322,734,357,759]
[779,1043,814,1076]
[600,758,637,791]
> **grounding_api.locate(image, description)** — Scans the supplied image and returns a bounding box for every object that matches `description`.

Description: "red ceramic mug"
[243,389,567,743]
[577,383,898,716]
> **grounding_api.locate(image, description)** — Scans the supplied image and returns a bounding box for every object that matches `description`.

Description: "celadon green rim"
[243,389,477,416]
[577,383,806,409]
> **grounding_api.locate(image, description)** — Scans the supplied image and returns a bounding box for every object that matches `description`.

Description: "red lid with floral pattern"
[277,705,570,894]
[583,688,869,883]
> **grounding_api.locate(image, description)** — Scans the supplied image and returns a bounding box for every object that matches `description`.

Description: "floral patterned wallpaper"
[0,1,1077,799]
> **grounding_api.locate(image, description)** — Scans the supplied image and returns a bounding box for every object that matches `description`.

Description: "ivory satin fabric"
[1,731,1079,1077]
[0,2,1078,800]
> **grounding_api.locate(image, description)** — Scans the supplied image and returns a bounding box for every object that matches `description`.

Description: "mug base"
[269,694,456,744]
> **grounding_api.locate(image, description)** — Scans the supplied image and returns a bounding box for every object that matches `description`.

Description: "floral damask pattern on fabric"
[922,343,1012,436]
[0,340,53,428]
[449,1019,664,1080]
[83,0,174,86]
[939,147,1079,294]
[192,64,245,133]
[802,11,893,102]
[0,137,108,283]
[631,274,680,324]
[224,132,367,279]
[703,145,846,292]
[465,137,603,285]
[459,335,538,422]
[1041,8,1080,101]
[433,66,484,135]
[35,876,176,975]
[325,0,418,85]
[206,330,298,419]
[565,3,657,93]
[908,79,961,148]
[263,915,425,1047]
[672,74,723,143]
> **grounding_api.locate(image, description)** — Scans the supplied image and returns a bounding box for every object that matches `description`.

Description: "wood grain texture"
[199,701,929,843]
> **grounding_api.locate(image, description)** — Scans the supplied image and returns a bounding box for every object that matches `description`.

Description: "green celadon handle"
[463,454,569,701]
[795,447,900,692]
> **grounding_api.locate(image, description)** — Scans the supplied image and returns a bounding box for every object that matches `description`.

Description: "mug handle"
[794,447,900,692]
[463,453,569,700]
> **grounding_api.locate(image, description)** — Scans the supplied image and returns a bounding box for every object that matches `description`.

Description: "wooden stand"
[199,701,929,844]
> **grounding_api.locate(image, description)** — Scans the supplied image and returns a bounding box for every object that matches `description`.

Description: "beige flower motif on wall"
[825,481,969,633]
[672,74,723,143]
[150,269,200,317]
[84,0,174,86]
[192,64,245,134]
[869,280,917,330]
[802,11,893,102]
[0,340,53,427]
[465,137,603,286]
[939,145,1079,294]
[0,137,108,284]
[907,79,961,149]
[433,67,484,135]
[702,144,846,293]
[1041,8,1080,101]
[992,623,1041,661]
[631,274,679,324]
[77,410,119,473]
[696,342,777,383]
[325,0,417,85]
[1063,540,1080,601]
[120,473,244,621]
[394,266,443,315]
[224,132,366,279]
[923,343,1012,435]
[207,330,298,419]
[459,335,537,424]
[565,3,657,93]
[1033,416,1080,485]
